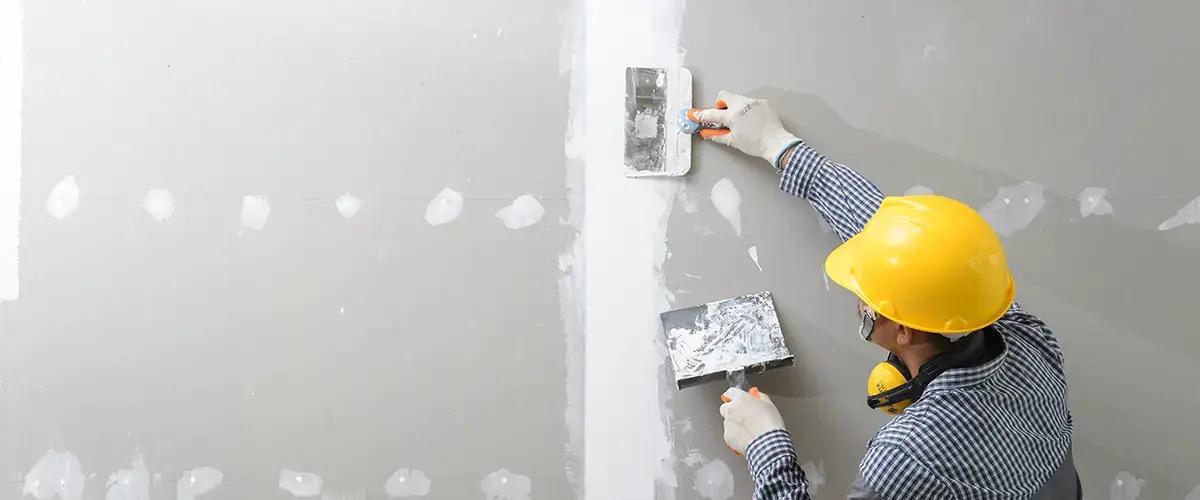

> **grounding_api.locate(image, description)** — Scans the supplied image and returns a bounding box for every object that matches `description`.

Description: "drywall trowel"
[659,291,795,392]
[623,66,696,177]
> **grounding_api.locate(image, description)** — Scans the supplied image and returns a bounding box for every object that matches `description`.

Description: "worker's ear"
[894,325,914,346]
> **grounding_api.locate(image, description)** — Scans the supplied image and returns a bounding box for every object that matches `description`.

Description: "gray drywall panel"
[2,0,576,498]
[670,1,1200,498]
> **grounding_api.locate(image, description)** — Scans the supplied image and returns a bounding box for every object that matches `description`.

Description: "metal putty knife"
[659,291,795,392]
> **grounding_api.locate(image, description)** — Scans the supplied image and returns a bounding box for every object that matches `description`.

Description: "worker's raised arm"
[692,92,883,242]
[777,143,884,243]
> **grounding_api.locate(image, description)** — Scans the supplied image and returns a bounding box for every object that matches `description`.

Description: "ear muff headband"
[866,330,988,414]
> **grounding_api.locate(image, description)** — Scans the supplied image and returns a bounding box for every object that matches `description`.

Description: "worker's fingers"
[715,99,728,110]
[756,391,773,405]
[692,107,730,126]
[716,90,752,109]
[701,128,733,146]
[718,401,733,418]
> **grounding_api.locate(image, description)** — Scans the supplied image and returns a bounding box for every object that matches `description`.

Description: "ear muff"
[867,356,915,415]
[865,330,989,415]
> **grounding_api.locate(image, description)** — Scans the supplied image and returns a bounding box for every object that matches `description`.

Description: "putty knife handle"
[726,369,750,391]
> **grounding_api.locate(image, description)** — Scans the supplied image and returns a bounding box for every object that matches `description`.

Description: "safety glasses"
[858,304,877,342]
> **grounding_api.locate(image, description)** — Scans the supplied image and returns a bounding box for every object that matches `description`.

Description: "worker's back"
[860,303,1077,499]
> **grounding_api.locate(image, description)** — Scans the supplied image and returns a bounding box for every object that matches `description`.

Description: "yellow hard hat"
[824,194,1015,335]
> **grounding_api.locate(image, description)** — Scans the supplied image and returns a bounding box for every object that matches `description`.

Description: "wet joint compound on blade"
[661,291,793,388]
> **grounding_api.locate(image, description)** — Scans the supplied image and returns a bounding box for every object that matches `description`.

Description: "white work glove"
[719,387,787,455]
[692,91,801,168]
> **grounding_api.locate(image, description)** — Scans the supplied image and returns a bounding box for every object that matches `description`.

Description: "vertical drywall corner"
[0,0,21,302]
[581,0,687,499]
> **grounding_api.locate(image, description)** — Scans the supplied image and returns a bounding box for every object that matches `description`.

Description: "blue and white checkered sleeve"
[861,443,955,500]
[779,142,885,244]
[745,430,811,500]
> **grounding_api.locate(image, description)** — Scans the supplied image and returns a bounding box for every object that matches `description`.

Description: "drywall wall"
[1,0,579,498]
[653,1,1200,498]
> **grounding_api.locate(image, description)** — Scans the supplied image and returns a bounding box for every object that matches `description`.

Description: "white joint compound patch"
[105,453,151,500]
[1110,470,1144,500]
[904,184,934,196]
[800,461,826,495]
[1185,484,1200,500]
[1158,195,1200,231]
[176,467,223,500]
[46,175,80,220]
[142,188,175,222]
[1077,187,1113,217]
[424,188,463,226]
[279,469,323,498]
[748,246,762,271]
[978,181,1045,236]
[681,449,704,466]
[384,468,431,498]
[495,194,545,229]
[23,450,85,500]
[479,469,531,500]
[693,459,734,500]
[335,193,364,219]
[239,195,271,232]
[710,178,742,236]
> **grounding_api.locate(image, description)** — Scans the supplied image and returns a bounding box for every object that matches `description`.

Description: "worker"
[691,92,1079,500]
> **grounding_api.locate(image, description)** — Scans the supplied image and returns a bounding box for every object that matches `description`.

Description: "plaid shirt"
[746,142,1074,499]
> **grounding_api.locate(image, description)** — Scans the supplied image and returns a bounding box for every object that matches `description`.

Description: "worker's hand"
[719,387,787,455]
[691,91,801,168]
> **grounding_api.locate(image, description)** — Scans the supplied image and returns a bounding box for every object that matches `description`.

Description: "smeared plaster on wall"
[424,188,463,226]
[678,187,700,213]
[239,195,271,233]
[479,469,531,500]
[1077,187,1113,217]
[384,468,431,497]
[495,194,545,229]
[696,223,716,236]
[559,0,586,491]
[151,473,160,487]
[142,188,175,222]
[279,469,323,498]
[978,181,1045,236]
[684,272,701,280]
[1157,195,1200,231]
[176,467,223,500]
[681,449,704,466]
[23,450,85,500]
[46,175,80,220]
[748,246,762,271]
[692,459,734,500]
[800,461,826,495]
[823,270,831,290]
[922,45,939,62]
[1,0,20,302]
[904,184,934,196]
[711,178,743,236]
[580,0,686,496]
[334,193,364,219]
[1110,470,1144,500]
[1185,484,1200,500]
[105,453,151,500]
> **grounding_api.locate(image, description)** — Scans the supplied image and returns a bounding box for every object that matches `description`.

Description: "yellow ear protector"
[866,329,988,415]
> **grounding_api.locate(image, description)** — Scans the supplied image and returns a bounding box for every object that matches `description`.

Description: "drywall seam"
[560,0,585,495]
[0,0,21,302]
[580,0,685,499]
